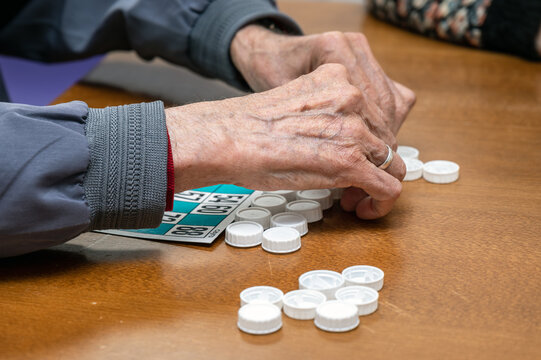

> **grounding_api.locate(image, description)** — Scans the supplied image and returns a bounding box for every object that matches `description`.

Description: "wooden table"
[2,2,540,359]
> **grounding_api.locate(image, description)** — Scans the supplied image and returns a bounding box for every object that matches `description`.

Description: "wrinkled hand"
[167,64,405,219]
[231,25,416,217]
[230,25,416,149]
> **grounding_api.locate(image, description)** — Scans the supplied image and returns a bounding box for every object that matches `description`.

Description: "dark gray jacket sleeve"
[0,101,167,257]
[0,0,302,89]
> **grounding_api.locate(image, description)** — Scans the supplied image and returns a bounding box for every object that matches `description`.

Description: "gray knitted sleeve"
[190,0,303,89]
[85,101,167,230]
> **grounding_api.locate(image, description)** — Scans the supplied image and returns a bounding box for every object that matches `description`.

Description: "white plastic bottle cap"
[299,270,344,300]
[342,265,384,291]
[397,145,420,160]
[335,286,379,316]
[282,289,327,320]
[270,212,308,236]
[237,303,282,335]
[314,300,359,333]
[403,158,424,181]
[296,189,333,210]
[251,194,287,215]
[423,160,460,184]
[263,190,296,203]
[285,200,323,223]
[262,227,301,254]
[235,207,272,229]
[331,188,344,200]
[240,286,284,309]
[225,221,263,248]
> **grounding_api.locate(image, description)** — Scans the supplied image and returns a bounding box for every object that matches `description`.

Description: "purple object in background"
[0,55,103,106]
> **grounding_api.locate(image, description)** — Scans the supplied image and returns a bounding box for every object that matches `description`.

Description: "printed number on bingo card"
[174,191,208,203]
[168,225,212,237]
[162,212,185,224]
[205,194,247,204]
[193,204,235,215]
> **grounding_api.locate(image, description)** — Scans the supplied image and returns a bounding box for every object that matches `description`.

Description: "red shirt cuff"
[165,130,175,211]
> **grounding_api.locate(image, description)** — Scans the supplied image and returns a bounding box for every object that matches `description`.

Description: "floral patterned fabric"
[370,0,493,47]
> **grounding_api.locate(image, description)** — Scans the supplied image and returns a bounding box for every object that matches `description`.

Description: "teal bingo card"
[101,185,261,244]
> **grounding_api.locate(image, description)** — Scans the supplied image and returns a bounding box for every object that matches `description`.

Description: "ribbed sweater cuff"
[84,101,167,230]
[482,0,541,60]
[189,0,302,90]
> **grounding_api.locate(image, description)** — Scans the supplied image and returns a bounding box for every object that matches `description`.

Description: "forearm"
[230,24,308,92]
[0,101,167,257]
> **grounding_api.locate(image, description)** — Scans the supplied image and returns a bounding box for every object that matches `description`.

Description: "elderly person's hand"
[167,64,405,219]
[229,25,415,218]
[230,25,416,149]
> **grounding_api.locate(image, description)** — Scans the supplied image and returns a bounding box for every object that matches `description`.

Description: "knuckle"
[395,157,406,181]
[394,82,416,108]
[389,137,398,152]
[319,62,349,79]
[377,130,396,149]
[320,32,357,67]
[355,32,368,44]
[345,32,369,47]
[404,88,417,107]
[336,143,366,172]
[392,84,416,122]
[339,144,361,165]
[337,92,363,114]
[321,31,349,48]
[344,119,368,140]
[342,85,363,104]
[366,139,388,165]
[388,181,403,200]
[396,97,414,122]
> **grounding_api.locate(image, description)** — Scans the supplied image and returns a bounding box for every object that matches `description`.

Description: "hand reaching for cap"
[166,64,406,220]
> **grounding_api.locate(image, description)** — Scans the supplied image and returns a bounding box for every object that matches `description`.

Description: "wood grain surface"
[1,1,540,359]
